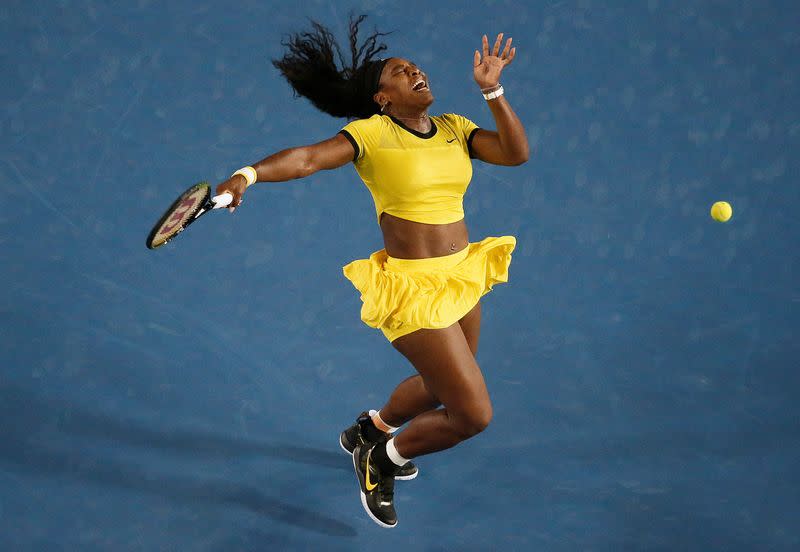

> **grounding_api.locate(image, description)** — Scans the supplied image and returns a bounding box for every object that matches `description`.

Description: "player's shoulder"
[434,112,459,123]
[434,113,479,137]
[436,112,471,119]
[434,113,473,128]
[343,114,390,133]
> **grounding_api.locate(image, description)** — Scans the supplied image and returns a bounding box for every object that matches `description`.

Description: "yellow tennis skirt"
[342,235,516,342]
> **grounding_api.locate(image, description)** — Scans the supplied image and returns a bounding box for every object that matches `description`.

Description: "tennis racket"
[146,182,233,249]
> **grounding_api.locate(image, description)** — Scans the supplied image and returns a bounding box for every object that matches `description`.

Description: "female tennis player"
[216,16,528,528]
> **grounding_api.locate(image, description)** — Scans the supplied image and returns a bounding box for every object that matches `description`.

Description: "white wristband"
[482,85,504,101]
[232,166,257,187]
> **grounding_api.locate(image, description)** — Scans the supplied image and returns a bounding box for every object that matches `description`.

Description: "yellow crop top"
[339,113,480,225]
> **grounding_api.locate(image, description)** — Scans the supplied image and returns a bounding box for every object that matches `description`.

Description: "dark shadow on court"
[0,383,350,470]
[0,384,357,538]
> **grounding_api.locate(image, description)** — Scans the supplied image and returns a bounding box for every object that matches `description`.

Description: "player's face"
[376,57,434,111]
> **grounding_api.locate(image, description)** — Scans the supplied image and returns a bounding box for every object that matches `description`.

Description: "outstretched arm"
[470,33,529,166]
[215,133,355,210]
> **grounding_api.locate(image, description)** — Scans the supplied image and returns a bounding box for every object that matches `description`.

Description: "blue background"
[2,1,798,550]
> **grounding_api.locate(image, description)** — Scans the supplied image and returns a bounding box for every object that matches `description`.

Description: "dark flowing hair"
[272,14,390,119]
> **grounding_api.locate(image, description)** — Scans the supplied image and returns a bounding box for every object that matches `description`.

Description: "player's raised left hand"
[473,33,516,90]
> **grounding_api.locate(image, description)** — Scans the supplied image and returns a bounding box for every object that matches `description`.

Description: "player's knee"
[455,403,493,438]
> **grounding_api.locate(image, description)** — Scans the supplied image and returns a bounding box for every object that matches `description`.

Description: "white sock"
[385,437,410,467]
[369,409,399,433]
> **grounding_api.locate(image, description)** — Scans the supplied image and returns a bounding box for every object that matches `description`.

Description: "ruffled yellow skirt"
[342,235,516,342]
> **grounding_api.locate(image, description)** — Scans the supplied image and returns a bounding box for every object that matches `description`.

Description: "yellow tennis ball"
[710,201,732,222]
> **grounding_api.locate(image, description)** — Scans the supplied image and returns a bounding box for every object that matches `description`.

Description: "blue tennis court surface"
[2,1,798,550]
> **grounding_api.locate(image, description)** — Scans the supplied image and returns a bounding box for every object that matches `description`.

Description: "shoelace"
[379,472,395,502]
[364,450,395,501]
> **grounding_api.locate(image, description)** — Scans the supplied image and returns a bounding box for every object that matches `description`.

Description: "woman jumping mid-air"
[216,16,528,527]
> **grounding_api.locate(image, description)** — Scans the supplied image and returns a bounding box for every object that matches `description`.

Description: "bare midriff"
[380,212,469,260]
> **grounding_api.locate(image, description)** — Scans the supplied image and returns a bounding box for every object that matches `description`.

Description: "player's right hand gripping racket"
[146,182,232,249]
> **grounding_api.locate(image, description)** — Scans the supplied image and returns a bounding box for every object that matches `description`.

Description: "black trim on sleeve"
[338,129,359,162]
[467,127,481,159]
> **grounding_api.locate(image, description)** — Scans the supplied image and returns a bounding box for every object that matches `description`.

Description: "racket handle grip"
[211,193,233,208]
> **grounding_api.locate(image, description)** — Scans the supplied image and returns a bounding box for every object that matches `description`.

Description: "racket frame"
[146,182,232,249]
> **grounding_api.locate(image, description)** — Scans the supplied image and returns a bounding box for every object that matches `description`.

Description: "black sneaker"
[339,413,418,480]
[352,444,398,528]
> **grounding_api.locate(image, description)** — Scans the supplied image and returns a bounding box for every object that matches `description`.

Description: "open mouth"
[412,79,429,92]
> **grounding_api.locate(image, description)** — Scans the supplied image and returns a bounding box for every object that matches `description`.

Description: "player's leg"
[352,322,490,527]
[339,374,431,481]
[374,374,440,425]
[458,300,481,356]
[377,301,481,426]
[389,322,491,458]
[343,302,483,486]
